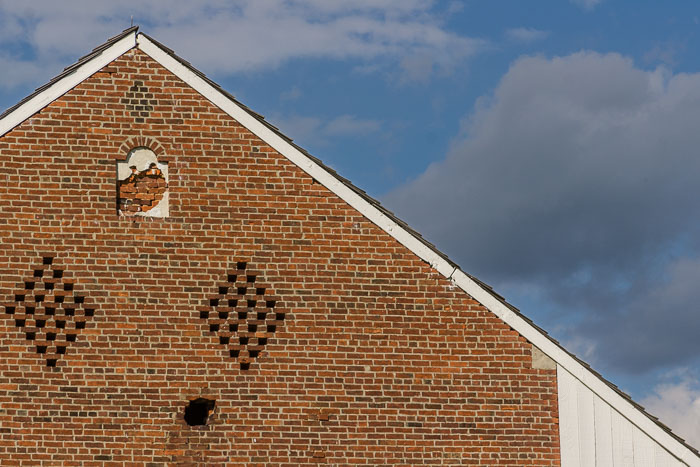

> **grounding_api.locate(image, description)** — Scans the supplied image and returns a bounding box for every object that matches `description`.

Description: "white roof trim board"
[0,28,698,465]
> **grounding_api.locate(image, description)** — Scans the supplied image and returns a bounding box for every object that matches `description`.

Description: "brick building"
[0,28,697,466]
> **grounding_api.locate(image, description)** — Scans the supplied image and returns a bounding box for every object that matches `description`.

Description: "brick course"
[0,49,560,465]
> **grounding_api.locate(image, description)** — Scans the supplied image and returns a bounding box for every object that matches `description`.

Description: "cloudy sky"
[2,0,700,446]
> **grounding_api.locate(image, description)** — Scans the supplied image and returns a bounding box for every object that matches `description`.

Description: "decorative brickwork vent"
[184,398,216,426]
[199,261,284,369]
[3,255,97,367]
[117,147,169,217]
[120,80,157,123]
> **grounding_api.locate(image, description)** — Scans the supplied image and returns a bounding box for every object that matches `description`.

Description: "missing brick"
[184,398,216,426]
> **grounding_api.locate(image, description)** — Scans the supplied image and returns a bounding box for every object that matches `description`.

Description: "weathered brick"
[0,48,559,465]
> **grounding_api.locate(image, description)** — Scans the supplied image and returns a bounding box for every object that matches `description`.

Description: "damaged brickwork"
[0,48,560,465]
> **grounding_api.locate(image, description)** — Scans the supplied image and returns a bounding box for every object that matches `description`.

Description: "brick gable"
[0,49,559,465]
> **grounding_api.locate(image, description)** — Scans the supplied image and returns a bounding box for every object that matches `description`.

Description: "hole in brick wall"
[227,274,237,283]
[15,319,25,327]
[209,323,219,332]
[55,295,64,303]
[43,256,53,265]
[64,282,73,291]
[46,332,56,341]
[33,270,43,278]
[218,286,228,295]
[247,299,256,308]
[239,336,249,345]
[46,359,57,367]
[240,361,250,371]
[218,310,228,319]
[75,321,85,330]
[34,295,44,303]
[237,311,247,320]
[45,306,55,316]
[228,299,237,307]
[256,288,265,296]
[258,337,267,346]
[56,320,65,329]
[15,294,24,302]
[25,281,35,290]
[199,309,209,319]
[246,275,256,283]
[36,345,47,354]
[36,319,45,328]
[230,349,240,358]
[237,287,246,295]
[84,308,94,317]
[219,335,230,345]
[209,298,219,307]
[276,313,285,321]
[248,323,257,333]
[56,346,66,354]
[267,324,276,333]
[66,334,76,342]
[25,306,34,315]
[44,281,54,290]
[26,331,35,340]
[74,296,84,304]
[5,305,14,315]
[257,311,267,321]
[64,307,75,317]
[237,262,246,270]
[229,323,238,332]
[184,398,216,426]
[53,269,63,279]
[249,349,259,358]
[266,300,276,309]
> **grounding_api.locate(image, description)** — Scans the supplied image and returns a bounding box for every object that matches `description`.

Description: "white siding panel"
[578,381,597,466]
[595,396,614,465]
[558,365,688,466]
[559,366,581,466]
[635,428,658,467]
[611,408,627,466]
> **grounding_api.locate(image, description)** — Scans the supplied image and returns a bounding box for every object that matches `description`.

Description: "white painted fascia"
[0,31,137,138]
[137,32,700,464]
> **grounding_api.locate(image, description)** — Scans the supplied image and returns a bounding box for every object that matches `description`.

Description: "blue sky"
[2,0,700,446]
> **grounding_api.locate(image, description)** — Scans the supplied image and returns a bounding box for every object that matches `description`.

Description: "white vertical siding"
[558,365,687,466]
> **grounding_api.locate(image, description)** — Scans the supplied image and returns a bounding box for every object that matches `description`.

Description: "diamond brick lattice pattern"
[198,262,284,370]
[4,256,96,367]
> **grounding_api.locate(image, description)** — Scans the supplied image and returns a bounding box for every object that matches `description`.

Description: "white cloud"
[641,372,700,447]
[384,51,700,373]
[324,114,382,137]
[570,0,603,10]
[505,27,549,43]
[0,0,485,89]
[280,86,302,101]
[271,113,382,147]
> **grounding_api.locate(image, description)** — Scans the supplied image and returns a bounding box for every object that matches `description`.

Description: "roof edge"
[136,32,700,465]
[0,27,138,138]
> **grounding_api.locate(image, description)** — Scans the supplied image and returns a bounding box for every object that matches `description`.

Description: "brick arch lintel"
[119,137,167,161]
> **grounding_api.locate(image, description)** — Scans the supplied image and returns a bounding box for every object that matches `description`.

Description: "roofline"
[0,28,137,138]
[0,28,696,464]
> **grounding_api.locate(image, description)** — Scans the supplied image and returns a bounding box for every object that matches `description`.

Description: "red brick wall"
[0,49,560,466]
